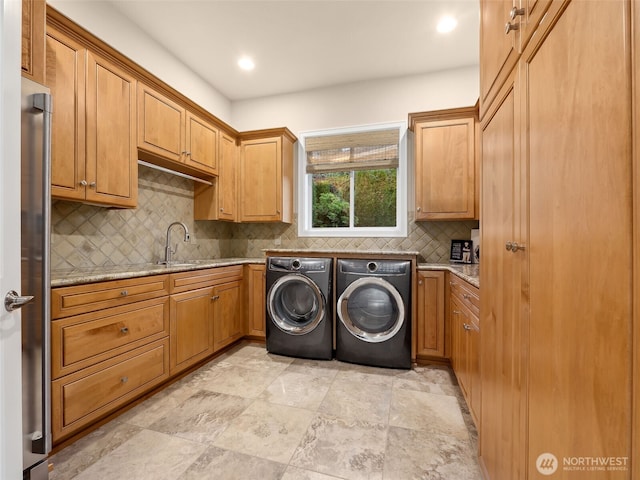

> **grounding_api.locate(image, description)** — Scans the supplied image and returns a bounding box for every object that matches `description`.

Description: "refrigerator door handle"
[4,290,35,312]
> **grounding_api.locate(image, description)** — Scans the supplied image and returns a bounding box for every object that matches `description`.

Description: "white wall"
[230,66,479,136]
[48,0,232,123]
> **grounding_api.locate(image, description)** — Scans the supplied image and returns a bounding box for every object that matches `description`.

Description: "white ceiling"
[107,0,480,101]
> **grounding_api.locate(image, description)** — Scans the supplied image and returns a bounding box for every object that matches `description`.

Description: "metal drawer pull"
[505,21,519,34]
[120,327,129,334]
[511,242,526,251]
[510,6,525,20]
[120,290,128,296]
[463,323,472,331]
[121,376,128,383]
[211,295,220,301]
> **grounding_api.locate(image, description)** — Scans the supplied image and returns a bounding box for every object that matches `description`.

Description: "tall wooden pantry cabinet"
[479,1,638,479]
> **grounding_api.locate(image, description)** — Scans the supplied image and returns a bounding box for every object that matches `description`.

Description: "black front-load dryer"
[335,258,411,369]
[266,257,333,360]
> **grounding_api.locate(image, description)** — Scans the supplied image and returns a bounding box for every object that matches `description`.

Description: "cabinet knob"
[463,293,470,300]
[510,6,525,20]
[120,290,128,296]
[505,241,513,251]
[220,208,224,212]
[120,327,129,334]
[452,310,460,315]
[211,295,220,301]
[418,280,423,285]
[120,376,128,383]
[505,21,519,34]
[463,323,472,331]
[79,179,88,187]
[512,242,526,252]
[89,181,96,188]
[416,207,421,212]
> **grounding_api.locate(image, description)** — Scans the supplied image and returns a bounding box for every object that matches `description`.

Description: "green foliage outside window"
[311,169,396,228]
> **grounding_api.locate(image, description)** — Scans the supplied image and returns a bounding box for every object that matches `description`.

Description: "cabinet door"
[46,26,86,201]
[137,83,185,162]
[416,271,445,358]
[450,296,469,396]
[468,318,480,428]
[239,137,282,222]
[85,51,137,207]
[415,116,475,220]
[245,264,266,338]
[479,0,519,117]
[212,280,243,352]
[21,0,45,83]
[218,133,238,221]
[479,72,523,480]
[169,287,214,374]
[524,0,632,473]
[185,112,218,175]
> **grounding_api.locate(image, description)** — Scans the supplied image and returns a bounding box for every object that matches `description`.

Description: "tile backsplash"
[51,165,478,270]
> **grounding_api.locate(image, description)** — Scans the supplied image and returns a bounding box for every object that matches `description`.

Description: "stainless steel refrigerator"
[16,77,53,480]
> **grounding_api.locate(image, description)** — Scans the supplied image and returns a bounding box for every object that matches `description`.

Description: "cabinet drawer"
[52,297,169,379]
[170,265,243,293]
[52,338,169,442]
[449,276,480,318]
[52,275,170,319]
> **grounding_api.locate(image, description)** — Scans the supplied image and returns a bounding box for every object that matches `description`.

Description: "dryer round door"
[337,277,405,343]
[267,274,326,335]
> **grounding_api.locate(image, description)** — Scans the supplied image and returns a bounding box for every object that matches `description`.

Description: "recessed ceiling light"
[238,56,255,71]
[437,15,458,34]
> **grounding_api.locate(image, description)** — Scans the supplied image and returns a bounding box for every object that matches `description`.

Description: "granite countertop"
[51,258,265,288]
[418,263,480,289]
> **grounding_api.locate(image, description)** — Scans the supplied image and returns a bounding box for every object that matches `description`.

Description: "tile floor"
[49,343,481,479]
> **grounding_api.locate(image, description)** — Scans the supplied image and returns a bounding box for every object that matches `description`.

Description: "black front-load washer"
[266,257,333,360]
[335,258,411,369]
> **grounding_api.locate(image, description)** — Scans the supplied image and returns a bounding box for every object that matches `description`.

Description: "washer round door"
[267,274,326,335]
[337,277,405,343]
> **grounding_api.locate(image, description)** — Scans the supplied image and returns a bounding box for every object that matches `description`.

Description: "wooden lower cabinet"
[415,270,446,358]
[449,276,480,427]
[212,280,243,351]
[245,264,266,339]
[52,339,169,442]
[169,286,215,375]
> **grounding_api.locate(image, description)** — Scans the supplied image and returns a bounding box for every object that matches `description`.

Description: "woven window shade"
[305,128,399,173]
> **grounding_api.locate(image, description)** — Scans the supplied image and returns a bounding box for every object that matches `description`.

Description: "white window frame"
[298,121,408,238]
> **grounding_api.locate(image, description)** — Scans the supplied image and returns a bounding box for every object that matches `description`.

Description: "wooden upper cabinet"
[185,112,219,175]
[137,83,219,177]
[22,0,46,83]
[137,83,185,162]
[239,129,295,223]
[86,51,137,207]
[410,106,477,221]
[46,22,137,208]
[46,25,86,202]
[479,0,553,119]
[480,0,519,118]
[193,132,238,222]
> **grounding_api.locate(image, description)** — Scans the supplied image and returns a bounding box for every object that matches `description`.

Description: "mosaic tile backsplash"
[51,165,478,270]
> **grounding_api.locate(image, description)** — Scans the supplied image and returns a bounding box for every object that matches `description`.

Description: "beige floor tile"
[49,422,142,479]
[178,446,287,480]
[213,400,315,464]
[117,380,200,428]
[149,390,252,444]
[260,370,334,409]
[383,426,481,479]
[285,358,342,379]
[333,363,396,388]
[393,369,459,396]
[185,363,282,398]
[389,389,469,440]
[318,378,392,424]
[74,429,206,480]
[290,413,387,480]
[282,466,346,480]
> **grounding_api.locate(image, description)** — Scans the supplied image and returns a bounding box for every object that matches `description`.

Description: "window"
[298,122,407,237]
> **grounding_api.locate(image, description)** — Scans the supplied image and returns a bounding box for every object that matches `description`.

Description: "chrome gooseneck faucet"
[162,221,190,265]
